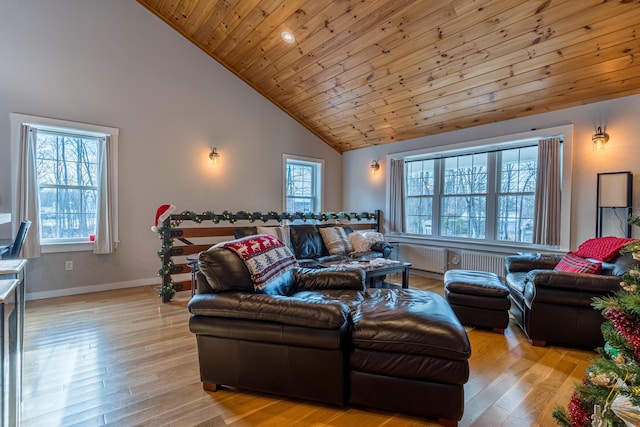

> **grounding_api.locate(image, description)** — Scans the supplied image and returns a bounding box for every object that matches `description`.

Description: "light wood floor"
[22,274,595,427]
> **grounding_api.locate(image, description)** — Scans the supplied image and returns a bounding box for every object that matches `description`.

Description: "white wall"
[344,94,640,250]
[0,0,342,298]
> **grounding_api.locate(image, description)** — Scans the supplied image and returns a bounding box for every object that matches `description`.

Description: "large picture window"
[404,143,546,244]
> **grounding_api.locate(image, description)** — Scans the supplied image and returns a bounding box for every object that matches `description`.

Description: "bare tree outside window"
[441,154,487,239]
[284,158,322,213]
[496,146,537,243]
[406,160,434,234]
[403,144,539,243]
[36,131,99,241]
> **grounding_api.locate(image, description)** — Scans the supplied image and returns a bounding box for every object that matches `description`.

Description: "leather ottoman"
[444,269,511,333]
[348,289,471,427]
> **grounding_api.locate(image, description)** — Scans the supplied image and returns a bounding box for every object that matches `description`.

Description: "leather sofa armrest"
[371,241,392,258]
[293,267,366,292]
[505,254,562,273]
[527,269,621,293]
[187,292,350,329]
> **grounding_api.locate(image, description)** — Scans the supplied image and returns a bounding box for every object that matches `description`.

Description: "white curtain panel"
[16,125,41,258]
[94,135,118,254]
[389,158,405,233]
[533,137,562,246]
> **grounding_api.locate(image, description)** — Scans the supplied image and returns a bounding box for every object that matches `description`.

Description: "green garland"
[156,210,378,300]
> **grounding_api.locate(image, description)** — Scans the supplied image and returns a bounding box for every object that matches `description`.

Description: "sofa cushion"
[188,292,351,330]
[554,253,602,274]
[234,226,257,239]
[222,235,298,292]
[289,225,329,259]
[319,226,353,255]
[199,247,255,293]
[350,289,471,361]
[348,231,384,253]
[573,236,636,262]
[257,225,291,248]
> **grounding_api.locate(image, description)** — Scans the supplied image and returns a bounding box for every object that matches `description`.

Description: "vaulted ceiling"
[137,0,640,153]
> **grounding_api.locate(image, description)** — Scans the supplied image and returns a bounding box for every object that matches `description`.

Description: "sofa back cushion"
[221,235,298,292]
[601,254,640,277]
[289,225,329,259]
[319,226,353,255]
[199,247,255,293]
[199,245,295,295]
[257,225,291,248]
[554,252,602,274]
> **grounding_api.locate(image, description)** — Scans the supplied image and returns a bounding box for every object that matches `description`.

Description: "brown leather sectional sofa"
[188,245,471,426]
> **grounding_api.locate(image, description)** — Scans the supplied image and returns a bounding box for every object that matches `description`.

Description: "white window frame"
[387,125,573,252]
[283,154,324,213]
[10,113,119,253]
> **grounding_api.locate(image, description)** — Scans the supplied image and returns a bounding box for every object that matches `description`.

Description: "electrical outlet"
[65,260,73,271]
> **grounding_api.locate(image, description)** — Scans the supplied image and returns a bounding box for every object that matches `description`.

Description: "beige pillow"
[348,231,384,253]
[319,226,353,255]
[257,225,290,247]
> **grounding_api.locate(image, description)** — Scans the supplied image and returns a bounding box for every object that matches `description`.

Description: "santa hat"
[151,204,176,232]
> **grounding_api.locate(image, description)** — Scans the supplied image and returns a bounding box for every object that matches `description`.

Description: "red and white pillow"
[223,234,297,291]
[554,252,602,274]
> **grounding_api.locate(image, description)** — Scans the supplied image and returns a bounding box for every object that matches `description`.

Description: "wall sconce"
[370,160,380,174]
[209,147,220,164]
[592,127,609,152]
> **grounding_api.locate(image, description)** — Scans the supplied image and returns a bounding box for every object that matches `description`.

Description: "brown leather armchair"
[504,253,638,348]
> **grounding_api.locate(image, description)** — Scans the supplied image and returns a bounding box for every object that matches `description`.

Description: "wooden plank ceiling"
[137,0,640,153]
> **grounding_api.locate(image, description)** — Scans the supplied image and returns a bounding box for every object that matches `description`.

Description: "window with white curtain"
[10,113,119,254]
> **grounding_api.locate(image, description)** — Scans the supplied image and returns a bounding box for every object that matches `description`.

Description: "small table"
[186,254,199,297]
[322,259,412,289]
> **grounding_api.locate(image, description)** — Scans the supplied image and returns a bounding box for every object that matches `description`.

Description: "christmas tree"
[552,240,640,426]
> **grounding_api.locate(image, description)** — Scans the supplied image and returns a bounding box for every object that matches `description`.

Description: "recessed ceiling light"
[281,31,295,44]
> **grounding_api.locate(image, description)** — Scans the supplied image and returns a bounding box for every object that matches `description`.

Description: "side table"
[0,259,27,427]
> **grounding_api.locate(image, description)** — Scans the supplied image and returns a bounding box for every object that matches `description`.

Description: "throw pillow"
[319,226,353,255]
[573,236,637,262]
[257,225,291,248]
[348,231,384,253]
[554,252,602,274]
[222,234,298,292]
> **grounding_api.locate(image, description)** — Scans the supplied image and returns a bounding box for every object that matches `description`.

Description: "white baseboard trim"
[26,277,161,301]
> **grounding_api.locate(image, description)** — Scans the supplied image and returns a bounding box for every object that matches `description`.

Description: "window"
[36,130,100,243]
[10,113,119,254]
[405,160,434,235]
[496,146,537,243]
[283,155,323,212]
[404,143,544,244]
[441,153,487,239]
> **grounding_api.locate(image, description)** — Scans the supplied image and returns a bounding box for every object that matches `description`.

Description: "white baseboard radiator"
[397,245,447,274]
[459,250,506,278]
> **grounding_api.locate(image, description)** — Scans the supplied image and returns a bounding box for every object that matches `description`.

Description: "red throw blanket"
[223,234,297,291]
[573,236,637,262]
